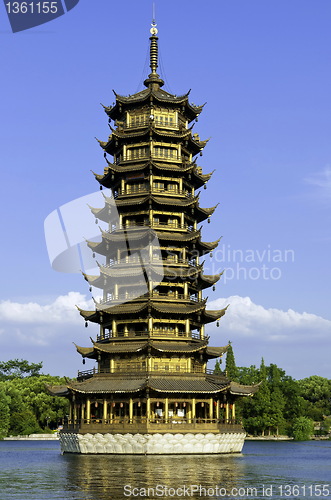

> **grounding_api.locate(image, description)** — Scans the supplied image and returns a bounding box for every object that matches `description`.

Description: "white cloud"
[0,291,92,324]
[208,295,331,342]
[304,165,331,203]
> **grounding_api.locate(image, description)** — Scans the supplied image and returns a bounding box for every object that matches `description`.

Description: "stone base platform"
[59,431,246,454]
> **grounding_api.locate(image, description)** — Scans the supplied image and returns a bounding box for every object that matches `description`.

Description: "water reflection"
[62,454,247,499]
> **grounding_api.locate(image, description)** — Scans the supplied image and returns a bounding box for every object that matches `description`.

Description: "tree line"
[0,355,330,440]
[215,343,331,440]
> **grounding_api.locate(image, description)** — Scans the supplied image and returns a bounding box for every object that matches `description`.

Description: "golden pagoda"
[50,21,259,454]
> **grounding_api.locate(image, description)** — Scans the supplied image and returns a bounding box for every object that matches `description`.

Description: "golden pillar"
[86,398,91,423]
[209,398,213,420]
[231,403,236,421]
[129,398,133,423]
[192,398,196,419]
[103,399,108,422]
[146,397,151,422]
[216,400,220,420]
[225,403,229,423]
[165,398,169,423]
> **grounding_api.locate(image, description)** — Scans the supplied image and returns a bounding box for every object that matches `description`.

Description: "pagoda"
[49,21,259,454]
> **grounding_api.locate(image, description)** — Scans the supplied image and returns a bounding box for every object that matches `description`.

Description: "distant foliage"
[291,417,315,441]
[225,342,238,380]
[0,360,69,439]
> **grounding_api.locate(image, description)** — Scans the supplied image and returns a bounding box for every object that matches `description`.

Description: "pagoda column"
[200,325,205,339]
[209,398,213,420]
[216,400,220,421]
[231,403,236,421]
[103,399,108,423]
[86,398,91,423]
[129,398,133,423]
[192,398,196,420]
[81,403,85,422]
[146,396,151,422]
[165,398,169,423]
[225,402,229,423]
[69,401,73,423]
[110,358,115,373]
[185,319,190,336]
[112,319,117,336]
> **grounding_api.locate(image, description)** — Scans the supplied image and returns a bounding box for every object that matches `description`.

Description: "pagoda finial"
[144,10,164,88]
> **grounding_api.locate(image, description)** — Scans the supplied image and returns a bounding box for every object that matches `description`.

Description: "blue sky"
[0,0,330,379]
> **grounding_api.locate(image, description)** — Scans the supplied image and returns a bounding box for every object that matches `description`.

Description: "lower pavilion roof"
[47,376,259,397]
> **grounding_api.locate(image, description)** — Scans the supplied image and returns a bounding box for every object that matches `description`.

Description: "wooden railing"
[77,367,225,380]
[107,221,194,234]
[96,330,202,342]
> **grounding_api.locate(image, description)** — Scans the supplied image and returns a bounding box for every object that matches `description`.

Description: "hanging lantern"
[217,321,220,327]
[112,402,116,407]
[95,219,98,224]
[138,402,141,407]
[200,151,203,156]
[156,402,159,407]
[175,402,178,407]
[89,286,92,292]
[210,252,213,258]
[201,402,204,407]
[204,184,207,190]
[83,358,85,365]
[208,217,210,223]
[120,402,123,408]
[92,253,95,259]
[100,185,103,190]
[183,402,186,407]
[85,322,88,328]
[213,285,216,292]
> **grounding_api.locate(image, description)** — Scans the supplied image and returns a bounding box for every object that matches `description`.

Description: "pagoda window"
[153,181,165,191]
[126,146,148,160]
[153,146,178,160]
[126,182,147,194]
[167,183,178,193]
[154,111,176,129]
[128,114,148,128]
[168,217,178,228]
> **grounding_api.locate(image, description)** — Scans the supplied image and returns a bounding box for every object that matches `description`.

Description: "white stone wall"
[59,431,246,454]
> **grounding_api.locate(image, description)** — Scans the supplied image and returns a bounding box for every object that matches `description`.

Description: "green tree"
[299,376,331,420]
[267,364,286,435]
[291,416,314,441]
[0,359,42,380]
[225,342,238,381]
[0,388,10,439]
[213,360,222,374]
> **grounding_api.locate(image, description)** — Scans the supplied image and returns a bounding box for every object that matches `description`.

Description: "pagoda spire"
[144,19,164,88]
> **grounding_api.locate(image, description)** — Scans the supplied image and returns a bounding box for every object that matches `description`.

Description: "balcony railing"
[96,330,202,342]
[107,221,194,234]
[114,186,192,198]
[104,257,197,268]
[96,292,201,306]
[77,367,225,380]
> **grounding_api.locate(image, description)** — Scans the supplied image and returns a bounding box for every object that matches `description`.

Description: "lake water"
[0,440,330,499]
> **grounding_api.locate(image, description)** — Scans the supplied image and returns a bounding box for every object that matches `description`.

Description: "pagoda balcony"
[116,152,181,164]
[77,367,224,381]
[121,120,185,131]
[96,293,202,307]
[104,257,196,268]
[96,330,202,342]
[107,220,194,233]
[114,186,193,198]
